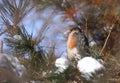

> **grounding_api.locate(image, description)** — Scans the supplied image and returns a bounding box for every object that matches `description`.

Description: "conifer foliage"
[0,0,120,83]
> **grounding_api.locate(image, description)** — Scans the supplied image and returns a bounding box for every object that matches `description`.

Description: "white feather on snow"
[55,58,70,73]
[77,57,104,80]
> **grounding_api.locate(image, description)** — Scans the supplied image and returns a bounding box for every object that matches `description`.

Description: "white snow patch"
[89,40,97,47]
[77,57,104,80]
[13,35,22,41]
[55,58,70,73]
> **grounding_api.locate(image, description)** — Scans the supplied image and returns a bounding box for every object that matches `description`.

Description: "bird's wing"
[77,32,90,56]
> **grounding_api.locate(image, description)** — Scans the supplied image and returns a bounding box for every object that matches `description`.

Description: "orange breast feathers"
[67,30,77,49]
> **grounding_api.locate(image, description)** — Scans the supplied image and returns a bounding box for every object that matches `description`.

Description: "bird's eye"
[74,32,79,35]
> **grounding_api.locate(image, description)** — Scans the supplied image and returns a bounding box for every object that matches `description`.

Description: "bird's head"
[70,26,82,32]
[64,26,82,36]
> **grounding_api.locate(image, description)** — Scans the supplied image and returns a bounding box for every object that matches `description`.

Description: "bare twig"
[100,24,114,54]
[85,17,88,38]
[0,41,3,53]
